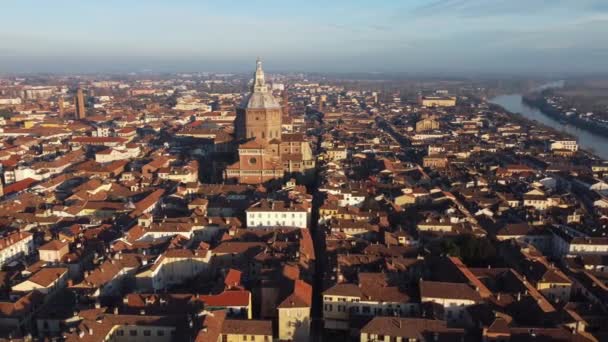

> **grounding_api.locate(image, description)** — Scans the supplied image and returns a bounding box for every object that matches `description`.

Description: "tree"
[437,235,497,267]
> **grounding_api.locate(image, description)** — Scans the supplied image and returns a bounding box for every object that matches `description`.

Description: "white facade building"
[0,232,34,267]
[551,140,578,152]
[246,200,309,229]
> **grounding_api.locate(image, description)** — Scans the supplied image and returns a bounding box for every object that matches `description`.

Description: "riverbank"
[489,94,608,160]
[522,95,608,138]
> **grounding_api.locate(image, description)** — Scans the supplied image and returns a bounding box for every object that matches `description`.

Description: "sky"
[0,0,607,74]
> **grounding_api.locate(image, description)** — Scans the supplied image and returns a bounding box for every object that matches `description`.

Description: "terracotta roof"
[361,317,464,340]
[0,291,44,318]
[420,280,481,302]
[24,267,67,287]
[221,319,272,336]
[196,310,227,342]
[278,279,312,308]
[71,136,128,144]
[239,138,267,149]
[199,290,250,307]
[3,178,37,195]
[132,189,165,216]
[224,269,243,289]
[0,232,32,252]
[39,239,69,251]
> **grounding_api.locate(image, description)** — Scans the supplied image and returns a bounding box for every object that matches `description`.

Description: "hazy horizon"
[1,0,607,74]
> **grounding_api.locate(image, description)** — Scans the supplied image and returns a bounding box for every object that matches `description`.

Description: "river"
[489,94,608,160]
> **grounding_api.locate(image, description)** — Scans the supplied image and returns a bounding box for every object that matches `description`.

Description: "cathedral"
[225,59,315,184]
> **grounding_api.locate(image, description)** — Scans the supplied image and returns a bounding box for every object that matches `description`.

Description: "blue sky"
[0,0,607,74]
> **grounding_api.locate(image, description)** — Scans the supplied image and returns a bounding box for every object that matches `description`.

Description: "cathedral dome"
[240,92,281,109]
[239,58,281,109]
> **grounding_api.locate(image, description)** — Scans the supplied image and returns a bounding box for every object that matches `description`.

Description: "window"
[130,330,137,336]
[117,330,124,336]
[144,330,151,336]
[157,330,165,336]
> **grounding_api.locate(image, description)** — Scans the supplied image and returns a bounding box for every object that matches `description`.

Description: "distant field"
[554,79,608,111]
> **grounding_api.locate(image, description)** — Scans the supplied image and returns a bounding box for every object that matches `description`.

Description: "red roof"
[199,290,250,307]
[0,155,20,168]
[72,136,127,144]
[132,189,165,216]
[4,178,37,195]
[278,279,312,308]
[224,269,243,289]
[188,121,204,128]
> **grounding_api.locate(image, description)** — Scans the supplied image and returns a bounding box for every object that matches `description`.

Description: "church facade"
[225,59,315,184]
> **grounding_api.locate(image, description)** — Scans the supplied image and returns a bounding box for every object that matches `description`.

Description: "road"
[308,117,326,341]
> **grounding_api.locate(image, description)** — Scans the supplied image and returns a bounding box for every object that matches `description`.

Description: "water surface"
[490,94,608,160]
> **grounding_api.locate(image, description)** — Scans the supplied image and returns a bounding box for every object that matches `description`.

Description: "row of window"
[221,334,271,342]
[249,213,304,218]
[368,335,418,342]
[115,328,172,337]
[250,221,305,227]
[324,303,415,315]
[248,130,280,139]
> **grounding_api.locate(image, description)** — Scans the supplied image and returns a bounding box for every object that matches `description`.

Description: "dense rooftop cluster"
[316,88,608,341]
[0,69,606,342]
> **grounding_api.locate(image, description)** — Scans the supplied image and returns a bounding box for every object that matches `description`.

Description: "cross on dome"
[253,58,267,93]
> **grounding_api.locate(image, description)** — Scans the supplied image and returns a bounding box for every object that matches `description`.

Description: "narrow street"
[308,115,326,341]
[375,115,411,147]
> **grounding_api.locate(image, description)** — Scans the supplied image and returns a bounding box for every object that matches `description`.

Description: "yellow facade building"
[420,96,456,107]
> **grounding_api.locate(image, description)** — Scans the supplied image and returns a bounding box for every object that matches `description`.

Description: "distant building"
[419,95,456,107]
[58,97,64,117]
[550,140,578,152]
[21,86,55,100]
[415,117,440,132]
[423,155,449,169]
[75,88,86,119]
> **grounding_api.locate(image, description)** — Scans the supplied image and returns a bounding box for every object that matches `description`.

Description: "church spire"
[252,57,267,93]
